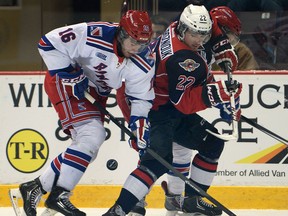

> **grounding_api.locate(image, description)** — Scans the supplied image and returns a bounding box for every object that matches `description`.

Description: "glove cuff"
[201,85,212,107]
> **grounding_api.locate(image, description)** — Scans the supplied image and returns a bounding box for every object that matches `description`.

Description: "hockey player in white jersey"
[9,10,154,216]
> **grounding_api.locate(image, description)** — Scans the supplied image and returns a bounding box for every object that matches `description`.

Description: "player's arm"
[38,23,89,100]
[38,23,87,72]
[123,58,155,152]
[166,51,242,114]
[116,80,153,153]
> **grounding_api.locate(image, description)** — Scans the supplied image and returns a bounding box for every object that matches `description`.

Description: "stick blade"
[206,129,238,141]
[8,188,24,216]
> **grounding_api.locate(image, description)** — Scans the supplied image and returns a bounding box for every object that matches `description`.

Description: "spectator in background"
[210,6,259,70]
[151,15,170,41]
[227,0,285,12]
[158,0,189,11]
[72,0,100,22]
[158,0,288,12]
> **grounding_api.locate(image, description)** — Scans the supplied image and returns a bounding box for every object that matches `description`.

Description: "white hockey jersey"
[38,22,155,118]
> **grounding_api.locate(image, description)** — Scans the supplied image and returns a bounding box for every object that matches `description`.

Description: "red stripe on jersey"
[39,38,49,47]
[133,55,151,71]
[87,22,118,27]
[133,169,154,187]
[87,37,113,48]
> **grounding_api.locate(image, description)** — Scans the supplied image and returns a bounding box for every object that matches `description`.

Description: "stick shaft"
[225,63,239,138]
[241,115,288,145]
[121,0,130,17]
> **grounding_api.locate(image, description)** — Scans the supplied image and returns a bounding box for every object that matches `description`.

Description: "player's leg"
[128,140,192,216]
[9,152,64,216]
[45,118,106,215]
[179,114,224,215]
[127,196,147,216]
[117,83,147,216]
[9,177,48,216]
[43,77,107,215]
[163,142,192,216]
[103,111,174,216]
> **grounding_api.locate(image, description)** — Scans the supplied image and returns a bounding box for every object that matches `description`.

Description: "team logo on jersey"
[96,52,107,60]
[78,102,86,111]
[179,59,200,72]
[90,26,102,37]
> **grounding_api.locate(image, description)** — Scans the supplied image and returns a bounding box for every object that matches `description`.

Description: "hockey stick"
[241,115,288,146]
[121,0,130,17]
[8,189,22,216]
[206,63,239,141]
[84,91,236,216]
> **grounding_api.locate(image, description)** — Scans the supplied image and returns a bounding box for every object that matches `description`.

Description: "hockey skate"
[161,181,183,216]
[102,203,126,216]
[182,196,222,216]
[128,197,147,216]
[9,177,46,216]
[44,186,86,216]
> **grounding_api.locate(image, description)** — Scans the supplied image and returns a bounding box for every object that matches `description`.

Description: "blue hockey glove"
[58,69,89,100]
[215,96,241,123]
[128,116,150,152]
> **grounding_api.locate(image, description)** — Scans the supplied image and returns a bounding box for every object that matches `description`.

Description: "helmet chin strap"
[176,23,187,42]
[116,32,125,57]
[116,40,125,57]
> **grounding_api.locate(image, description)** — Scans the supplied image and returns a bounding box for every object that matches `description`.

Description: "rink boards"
[0,71,287,208]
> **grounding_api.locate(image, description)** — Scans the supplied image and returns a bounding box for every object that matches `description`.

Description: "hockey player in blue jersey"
[9,10,154,216]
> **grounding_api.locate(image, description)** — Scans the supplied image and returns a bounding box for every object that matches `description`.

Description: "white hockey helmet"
[177,4,212,42]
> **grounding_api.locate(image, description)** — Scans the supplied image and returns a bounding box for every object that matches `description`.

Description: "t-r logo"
[6,129,49,173]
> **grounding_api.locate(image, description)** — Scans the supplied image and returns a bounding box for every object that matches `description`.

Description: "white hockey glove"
[202,80,242,107]
[128,116,150,152]
[57,69,89,100]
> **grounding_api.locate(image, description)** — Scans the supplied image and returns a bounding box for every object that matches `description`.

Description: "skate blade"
[166,210,182,216]
[8,188,26,216]
[166,211,201,216]
[127,213,144,216]
[40,208,58,216]
[178,213,204,216]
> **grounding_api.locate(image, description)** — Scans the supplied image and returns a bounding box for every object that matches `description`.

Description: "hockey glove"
[211,34,238,72]
[215,96,241,123]
[58,69,89,100]
[128,116,150,152]
[202,80,242,107]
